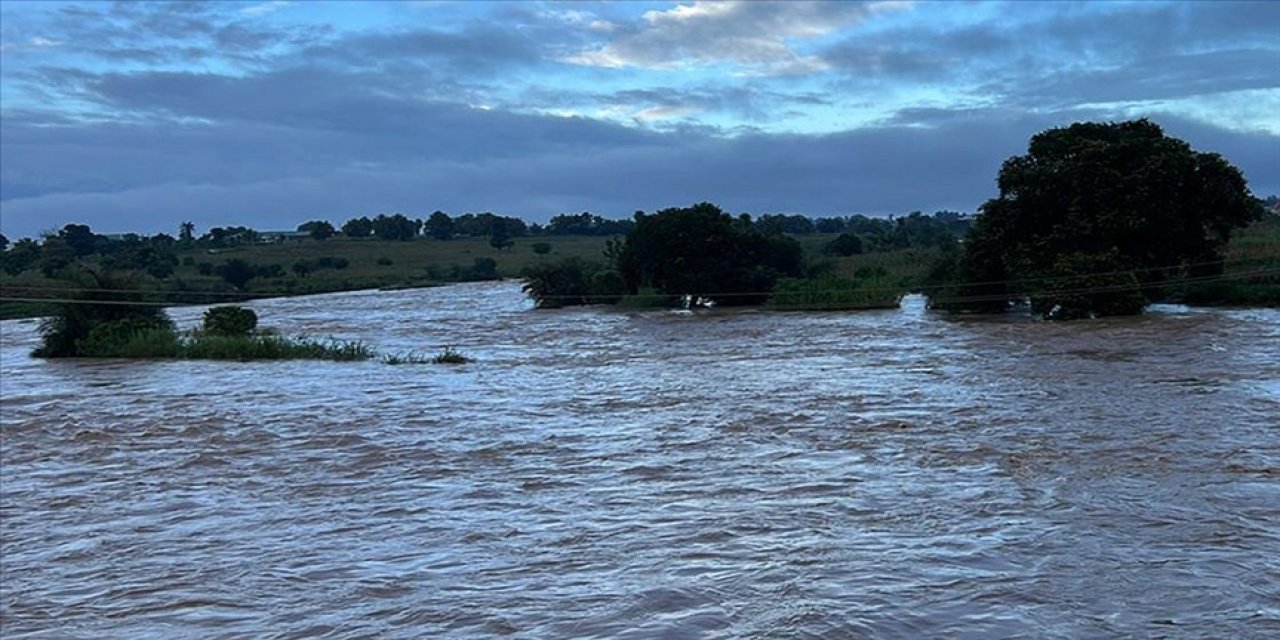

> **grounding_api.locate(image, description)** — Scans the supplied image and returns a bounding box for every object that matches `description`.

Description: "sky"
[0,0,1277,238]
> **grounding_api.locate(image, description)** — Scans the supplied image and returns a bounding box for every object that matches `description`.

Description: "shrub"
[34,269,175,358]
[770,276,902,311]
[531,242,553,255]
[376,257,394,266]
[203,306,258,336]
[522,258,625,308]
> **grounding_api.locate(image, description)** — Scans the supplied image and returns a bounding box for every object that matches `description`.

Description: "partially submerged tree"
[617,202,804,305]
[933,119,1263,318]
[34,269,175,358]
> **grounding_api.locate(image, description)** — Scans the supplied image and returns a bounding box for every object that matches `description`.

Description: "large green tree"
[936,119,1263,318]
[617,202,804,305]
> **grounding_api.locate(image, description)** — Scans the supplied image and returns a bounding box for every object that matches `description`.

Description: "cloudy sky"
[1,0,1276,238]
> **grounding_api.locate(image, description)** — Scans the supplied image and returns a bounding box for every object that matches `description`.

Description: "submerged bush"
[769,276,902,311]
[181,334,372,361]
[522,258,626,308]
[382,346,472,365]
[34,269,175,358]
[33,270,371,362]
[202,306,258,336]
[78,320,181,358]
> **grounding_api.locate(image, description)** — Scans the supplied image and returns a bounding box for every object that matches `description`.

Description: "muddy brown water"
[2,281,1278,639]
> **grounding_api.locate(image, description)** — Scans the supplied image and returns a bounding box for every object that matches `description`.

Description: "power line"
[5,268,1275,310]
[5,251,1277,301]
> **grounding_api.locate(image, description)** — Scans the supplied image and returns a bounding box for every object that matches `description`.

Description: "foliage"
[342,216,373,238]
[934,119,1264,318]
[531,242,553,255]
[203,306,258,336]
[424,211,455,240]
[33,269,175,358]
[522,257,626,308]
[298,220,336,240]
[770,276,902,311]
[2,238,42,275]
[382,346,471,365]
[1026,251,1148,320]
[181,334,372,361]
[544,212,634,236]
[617,202,805,305]
[432,346,471,364]
[824,233,864,256]
[372,213,421,241]
[216,259,257,289]
[755,214,815,235]
[489,219,514,251]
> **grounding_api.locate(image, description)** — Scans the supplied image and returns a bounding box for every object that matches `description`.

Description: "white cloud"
[240,1,292,17]
[0,36,63,53]
[565,0,907,74]
[632,105,700,122]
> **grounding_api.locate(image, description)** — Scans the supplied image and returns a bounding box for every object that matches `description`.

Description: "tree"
[489,219,513,251]
[39,238,77,276]
[0,233,9,250]
[935,119,1263,318]
[179,221,195,243]
[823,233,863,256]
[203,306,258,336]
[58,224,102,257]
[424,211,455,240]
[2,238,40,274]
[342,216,373,238]
[617,202,804,305]
[372,213,420,241]
[298,220,335,240]
[216,259,256,290]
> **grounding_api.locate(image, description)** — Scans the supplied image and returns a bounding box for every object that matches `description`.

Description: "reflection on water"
[2,282,1278,639]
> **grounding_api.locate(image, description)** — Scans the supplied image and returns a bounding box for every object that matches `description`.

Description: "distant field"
[3,221,1276,320]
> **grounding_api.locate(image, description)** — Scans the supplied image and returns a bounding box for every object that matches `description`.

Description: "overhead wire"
[3,250,1278,302]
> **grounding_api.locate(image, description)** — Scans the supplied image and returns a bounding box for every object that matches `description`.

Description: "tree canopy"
[617,202,804,305]
[936,119,1263,319]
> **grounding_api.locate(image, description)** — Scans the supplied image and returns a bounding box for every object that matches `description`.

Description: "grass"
[382,346,472,365]
[181,333,373,361]
[5,222,1275,320]
[769,276,904,311]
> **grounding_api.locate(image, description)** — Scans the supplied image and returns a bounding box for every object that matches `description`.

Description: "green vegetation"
[3,121,1275,323]
[32,270,175,358]
[383,347,472,365]
[930,119,1269,319]
[31,283,371,360]
[521,257,625,308]
[770,276,902,311]
[617,202,805,306]
[202,306,258,336]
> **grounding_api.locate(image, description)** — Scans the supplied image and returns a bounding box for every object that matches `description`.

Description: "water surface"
[2,282,1278,638]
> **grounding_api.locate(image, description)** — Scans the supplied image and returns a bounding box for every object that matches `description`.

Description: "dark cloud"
[5,93,1274,239]
[2,1,1276,239]
[997,48,1280,107]
[820,1,1280,110]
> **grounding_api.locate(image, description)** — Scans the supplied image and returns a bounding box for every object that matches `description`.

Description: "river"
[2,281,1278,639]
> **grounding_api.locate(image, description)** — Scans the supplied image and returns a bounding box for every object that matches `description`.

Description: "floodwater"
[2,281,1277,639]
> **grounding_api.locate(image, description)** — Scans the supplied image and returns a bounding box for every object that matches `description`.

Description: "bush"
[78,323,181,358]
[522,258,626,308]
[376,257,394,266]
[824,233,864,256]
[182,334,372,361]
[770,276,902,311]
[531,242,553,255]
[34,269,175,358]
[203,306,258,336]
